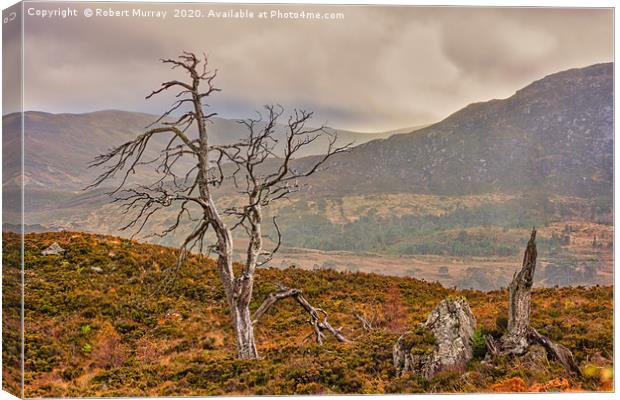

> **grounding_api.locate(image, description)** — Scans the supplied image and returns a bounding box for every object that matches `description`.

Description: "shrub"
[90,324,127,368]
[472,328,487,359]
[61,366,84,381]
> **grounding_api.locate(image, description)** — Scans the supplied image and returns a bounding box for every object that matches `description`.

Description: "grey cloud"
[18,4,613,132]
[438,9,612,82]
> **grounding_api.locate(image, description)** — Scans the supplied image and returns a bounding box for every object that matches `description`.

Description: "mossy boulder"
[394,297,476,379]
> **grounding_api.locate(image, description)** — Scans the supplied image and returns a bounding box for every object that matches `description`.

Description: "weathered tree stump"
[394,297,476,379]
[486,229,581,376]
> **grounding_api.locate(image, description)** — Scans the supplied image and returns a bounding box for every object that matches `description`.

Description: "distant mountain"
[2,63,613,289]
[7,64,610,199]
[299,63,613,198]
[2,110,396,191]
[3,110,161,191]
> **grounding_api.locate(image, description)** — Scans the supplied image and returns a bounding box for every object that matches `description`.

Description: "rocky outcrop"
[394,297,476,379]
[41,242,64,256]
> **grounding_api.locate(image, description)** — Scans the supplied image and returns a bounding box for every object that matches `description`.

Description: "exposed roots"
[528,328,581,376]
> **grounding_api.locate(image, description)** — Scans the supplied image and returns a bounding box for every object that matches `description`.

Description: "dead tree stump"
[486,229,581,376]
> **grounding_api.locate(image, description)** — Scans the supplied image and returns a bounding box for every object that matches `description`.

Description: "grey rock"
[394,297,476,379]
[41,242,65,256]
[90,266,103,273]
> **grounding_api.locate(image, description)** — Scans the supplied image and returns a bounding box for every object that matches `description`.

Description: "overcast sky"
[16,4,614,132]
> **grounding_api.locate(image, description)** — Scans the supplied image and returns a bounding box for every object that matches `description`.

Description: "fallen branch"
[253,285,351,344]
[353,309,374,331]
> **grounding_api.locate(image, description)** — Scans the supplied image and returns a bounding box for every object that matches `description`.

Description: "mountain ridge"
[2,110,406,191]
[3,62,612,198]
[295,62,613,197]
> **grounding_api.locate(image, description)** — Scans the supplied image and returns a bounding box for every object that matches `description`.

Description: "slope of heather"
[3,232,612,397]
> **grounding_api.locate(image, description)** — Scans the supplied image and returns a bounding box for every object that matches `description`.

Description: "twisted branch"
[253,285,351,344]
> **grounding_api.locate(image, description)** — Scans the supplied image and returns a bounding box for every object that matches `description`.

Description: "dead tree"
[88,52,351,360]
[486,229,581,375]
[502,228,538,355]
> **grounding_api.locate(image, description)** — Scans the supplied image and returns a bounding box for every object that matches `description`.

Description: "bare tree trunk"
[232,301,259,359]
[217,243,260,360]
[218,245,259,360]
[486,228,581,376]
[229,202,262,359]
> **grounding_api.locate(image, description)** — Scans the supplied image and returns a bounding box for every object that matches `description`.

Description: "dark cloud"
[18,3,613,132]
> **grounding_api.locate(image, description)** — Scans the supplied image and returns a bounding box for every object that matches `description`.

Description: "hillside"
[299,63,613,197]
[2,110,393,192]
[3,232,613,396]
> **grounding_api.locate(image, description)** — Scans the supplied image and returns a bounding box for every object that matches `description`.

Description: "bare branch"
[257,216,282,267]
[252,285,351,344]
[86,126,198,194]
[353,308,374,331]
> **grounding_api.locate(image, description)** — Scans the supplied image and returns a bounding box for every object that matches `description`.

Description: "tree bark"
[209,206,259,359]
[233,301,259,360]
[502,229,537,355]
